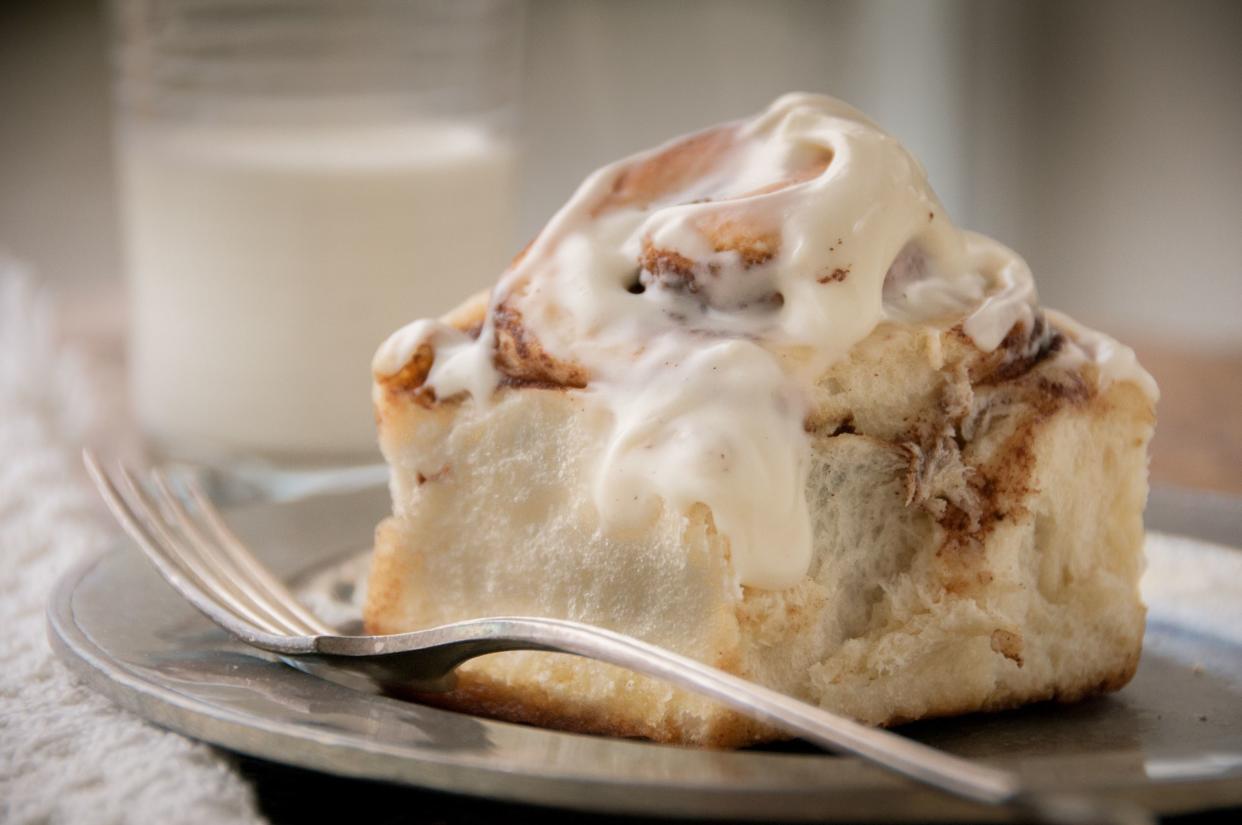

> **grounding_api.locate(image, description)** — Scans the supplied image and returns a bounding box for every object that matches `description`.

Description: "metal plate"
[48,486,1242,821]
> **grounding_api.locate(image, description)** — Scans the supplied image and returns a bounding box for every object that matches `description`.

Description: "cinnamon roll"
[366,94,1156,746]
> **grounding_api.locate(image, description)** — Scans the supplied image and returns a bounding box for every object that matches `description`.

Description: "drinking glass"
[111,0,522,494]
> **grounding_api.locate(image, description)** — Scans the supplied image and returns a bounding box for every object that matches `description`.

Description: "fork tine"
[113,461,292,636]
[81,450,275,640]
[149,469,315,636]
[180,476,335,635]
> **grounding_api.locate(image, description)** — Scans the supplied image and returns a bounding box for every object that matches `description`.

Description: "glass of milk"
[110,0,521,481]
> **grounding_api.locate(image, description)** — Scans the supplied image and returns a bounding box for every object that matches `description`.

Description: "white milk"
[119,121,515,463]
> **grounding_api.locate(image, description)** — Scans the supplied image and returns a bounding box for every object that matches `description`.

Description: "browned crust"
[375,291,488,398]
[595,126,839,312]
[641,214,780,269]
[594,125,739,216]
[878,644,1143,729]
[376,292,590,398]
[595,124,831,218]
[376,342,438,405]
[390,668,779,748]
[957,311,1064,387]
[492,301,589,390]
[365,517,419,634]
[639,241,703,294]
[379,643,1143,748]
[692,212,782,266]
[638,231,784,310]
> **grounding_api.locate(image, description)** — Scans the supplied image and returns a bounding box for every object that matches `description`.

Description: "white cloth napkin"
[0,262,264,825]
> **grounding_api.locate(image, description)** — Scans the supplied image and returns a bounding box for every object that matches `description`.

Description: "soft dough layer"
[366,310,1153,746]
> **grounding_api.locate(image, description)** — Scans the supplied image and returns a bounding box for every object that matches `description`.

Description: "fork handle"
[315,616,1019,805]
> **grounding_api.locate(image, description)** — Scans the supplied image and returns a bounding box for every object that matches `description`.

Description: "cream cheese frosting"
[373,93,1156,591]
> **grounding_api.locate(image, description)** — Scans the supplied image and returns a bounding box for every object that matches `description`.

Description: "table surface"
[1132,340,1242,496]
[61,301,1242,824]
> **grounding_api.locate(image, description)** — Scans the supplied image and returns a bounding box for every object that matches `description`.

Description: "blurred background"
[2,0,1240,491]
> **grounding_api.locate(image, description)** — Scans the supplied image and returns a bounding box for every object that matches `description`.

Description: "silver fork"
[82,450,1150,825]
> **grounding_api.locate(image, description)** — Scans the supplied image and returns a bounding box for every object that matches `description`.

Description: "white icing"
[589,337,812,590]
[374,93,1154,590]
[372,318,499,403]
[961,233,1038,351]
[1044,309,1160,402]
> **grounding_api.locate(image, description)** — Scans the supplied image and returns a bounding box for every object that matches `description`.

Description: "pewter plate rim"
[47,485,1242,821]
